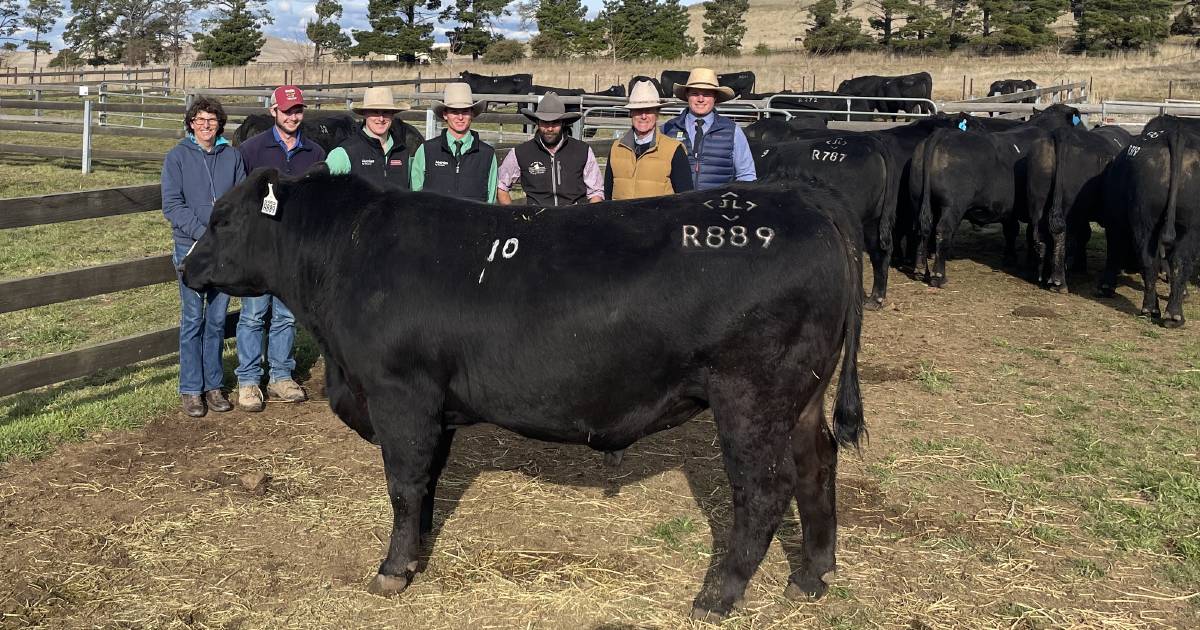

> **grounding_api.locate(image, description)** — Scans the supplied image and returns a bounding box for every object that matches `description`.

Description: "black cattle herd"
[180,67,1199,620]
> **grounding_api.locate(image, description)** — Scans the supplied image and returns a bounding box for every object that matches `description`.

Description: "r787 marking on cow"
[181,168,866,621]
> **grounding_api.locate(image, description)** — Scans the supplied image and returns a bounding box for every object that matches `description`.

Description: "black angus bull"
[908,105,1082,287]
[837,72,933,115]
[182,169,867,619]
[742,116,828,143]
[989,79,1039,103]
[1037,123,1132,292]
[1099,115,1200,327]
[234,111,424,155]
[660,69,757,99]
[753,134,899,308]
[458,70,533,95]
[628,75,664,98]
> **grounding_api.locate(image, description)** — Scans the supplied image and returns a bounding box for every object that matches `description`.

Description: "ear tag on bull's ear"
[1072,114,1081,126]
[957,119,967,132]
[260,183,278,216]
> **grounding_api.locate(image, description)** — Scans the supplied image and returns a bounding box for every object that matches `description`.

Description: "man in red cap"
[234,85,327,411]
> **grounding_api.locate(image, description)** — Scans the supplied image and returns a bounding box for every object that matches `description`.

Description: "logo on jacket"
[360,159,375,166]
[527,161,547,175]
[389,159,404,166]
[434,159,449,167]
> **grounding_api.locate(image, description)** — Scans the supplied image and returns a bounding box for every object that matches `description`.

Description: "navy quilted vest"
[662,112,737,191]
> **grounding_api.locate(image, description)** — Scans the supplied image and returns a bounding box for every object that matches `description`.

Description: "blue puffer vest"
[662,112,736,190]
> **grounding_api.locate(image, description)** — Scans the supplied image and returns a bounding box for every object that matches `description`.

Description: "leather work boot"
[181,394,206,418]
[205,389,233,412]
[238,385,265,412]
[267,379,307,403]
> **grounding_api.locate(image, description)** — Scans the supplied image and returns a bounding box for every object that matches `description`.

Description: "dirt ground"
[1,228,1198,629]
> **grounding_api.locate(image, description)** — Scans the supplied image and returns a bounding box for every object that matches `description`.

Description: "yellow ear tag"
[261,183,278,216]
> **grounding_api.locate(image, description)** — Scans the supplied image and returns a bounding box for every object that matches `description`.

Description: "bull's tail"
[1049,130,1067,236]
[1161,119,1184,248]
[833,239,865,450]
[878,143,899,253]
[916,128,944,246]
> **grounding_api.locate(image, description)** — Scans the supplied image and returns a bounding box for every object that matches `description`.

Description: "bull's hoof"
[929,275,946,289]
[367,572,411,597]
[1163,314,1185,329]
[1139,309,1160,320]
[785,569,834,601]
[863,296,885,311]
[1048,281,1068,294]
[603,450,624,468]
[689,606,727,623]
[1095,285,1116,298]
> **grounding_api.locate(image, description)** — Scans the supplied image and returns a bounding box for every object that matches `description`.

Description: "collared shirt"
[496,136,604,200]
[410,130,499,203]
[326,127,394,175]
[678,110,757,182]
[271,125,305,161]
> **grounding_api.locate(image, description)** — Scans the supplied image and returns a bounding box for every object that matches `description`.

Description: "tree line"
[0,0,1193,70]
[805,0,1185,53]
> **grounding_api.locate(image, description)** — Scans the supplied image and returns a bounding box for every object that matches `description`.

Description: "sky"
[8,0,704,51]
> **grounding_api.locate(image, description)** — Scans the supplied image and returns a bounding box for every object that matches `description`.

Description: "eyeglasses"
[191,117,219,127]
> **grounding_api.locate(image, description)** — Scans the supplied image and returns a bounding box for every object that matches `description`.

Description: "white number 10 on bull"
[682,225,775,250]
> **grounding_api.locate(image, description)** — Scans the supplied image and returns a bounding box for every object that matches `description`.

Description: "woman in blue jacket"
[161,97,245,417]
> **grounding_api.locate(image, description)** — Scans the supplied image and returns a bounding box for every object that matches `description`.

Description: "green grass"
[0,141,210,463]
[646,516,700,551]
[915,360,954,394]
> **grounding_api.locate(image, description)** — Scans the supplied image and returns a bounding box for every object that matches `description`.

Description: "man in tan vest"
[604,80,694,200]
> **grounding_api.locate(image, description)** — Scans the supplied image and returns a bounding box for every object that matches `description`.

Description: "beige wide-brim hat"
[522,92,582,123]
[672,68,736,103]
[351,86,411,114]
[623,80,664,110]
[433,82,486,117]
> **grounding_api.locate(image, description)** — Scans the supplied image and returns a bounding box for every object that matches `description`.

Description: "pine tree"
[62,0,115,66]
[975,0,1065,51]
[110,0,170,66]
[600,0,695,60]
[442,0,508,60]
[158,0,194,66]
[23,0,64,69]
[1172,7,1197,36]
[867,0,907,46]
[0,0,21,47]
[192,0,271,66]
[1074,0,1172,49]
[530,0,602,58]
[804,0,874,53]
[701,0,749,56]
[308,0,352,62]
[351,0,439,63]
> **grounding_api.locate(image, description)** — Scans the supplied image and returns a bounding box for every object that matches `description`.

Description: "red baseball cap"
[271,85,304,110]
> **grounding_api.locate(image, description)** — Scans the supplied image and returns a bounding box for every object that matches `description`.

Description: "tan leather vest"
[609,131,682,200]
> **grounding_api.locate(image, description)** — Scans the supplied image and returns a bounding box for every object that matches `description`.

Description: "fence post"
[1169,80,1174,100]
[82,99,93,174]
[425,107,435,139]
[416,70,422,94]
[961,75,966,100]
[33,89,40,118]
[98,82,107,126]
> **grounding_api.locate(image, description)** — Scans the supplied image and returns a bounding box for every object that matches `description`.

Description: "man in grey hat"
[410,82,497,202]
[496,92,604,206]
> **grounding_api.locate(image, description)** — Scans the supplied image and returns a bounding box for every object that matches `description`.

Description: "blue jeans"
[235,294,296,386]
[173,241,230,395]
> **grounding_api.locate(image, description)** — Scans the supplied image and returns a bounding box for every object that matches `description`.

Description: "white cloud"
[277,1,292,11]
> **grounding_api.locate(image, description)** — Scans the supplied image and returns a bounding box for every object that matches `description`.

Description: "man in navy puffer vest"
[661,67,756,190]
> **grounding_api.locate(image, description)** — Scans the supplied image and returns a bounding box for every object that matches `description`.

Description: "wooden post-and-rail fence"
[0,184,239,398]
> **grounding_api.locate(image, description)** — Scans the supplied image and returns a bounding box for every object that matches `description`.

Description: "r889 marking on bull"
[811,150,847,162]
[682,225,776,249]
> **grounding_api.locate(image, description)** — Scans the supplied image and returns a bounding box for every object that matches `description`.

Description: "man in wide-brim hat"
[411,82,497,202]
[325,86,415,190]
[497,92,604,206]
[662,68,756,190]
[605,80,694,200]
